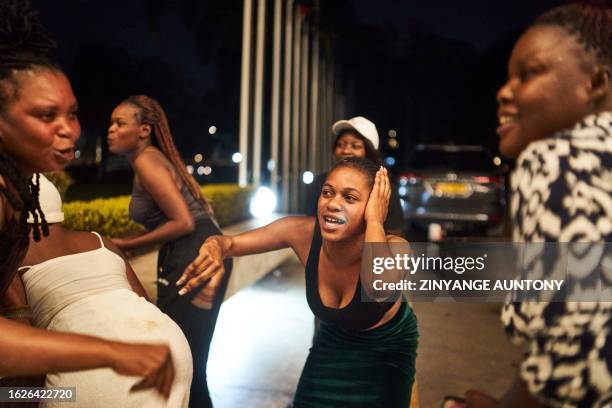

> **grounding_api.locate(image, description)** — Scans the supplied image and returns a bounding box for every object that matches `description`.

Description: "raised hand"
[176,236,226,295]
[364,167,391,226]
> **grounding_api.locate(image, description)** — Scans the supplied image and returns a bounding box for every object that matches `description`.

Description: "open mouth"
[498,114,518,126]
[497,113,519,137]
[54,146,74,161]
[323,215,346,225]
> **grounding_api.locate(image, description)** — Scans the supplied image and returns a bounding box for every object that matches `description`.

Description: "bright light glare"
[493,156,502,166]
[385,157,396,166]
[203,166,212,175]
[232,152,243,163]
[267,159,275,171]
[197,166,205,175]
[209,126,217,135]
[302,171,314,184]
[249,187,277,218]
[194,153,203,163]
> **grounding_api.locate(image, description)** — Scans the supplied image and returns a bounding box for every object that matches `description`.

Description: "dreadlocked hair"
[0,151,48,241]
[533,0,612,65]
[0,0,52,241]
[0,0,60,111]
[122,95,216,218]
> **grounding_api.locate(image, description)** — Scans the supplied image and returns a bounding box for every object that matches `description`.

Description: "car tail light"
[472,175,504,185]
[400,172,428,185]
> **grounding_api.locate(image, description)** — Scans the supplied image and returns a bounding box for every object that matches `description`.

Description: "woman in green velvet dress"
[178,157,419,407]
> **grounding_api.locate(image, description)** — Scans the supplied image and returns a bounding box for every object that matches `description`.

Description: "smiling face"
[107,103,148,155]
[496,25,597,159]
[334,131,367,161]
[317,166,372,242]
[0,69,80,173]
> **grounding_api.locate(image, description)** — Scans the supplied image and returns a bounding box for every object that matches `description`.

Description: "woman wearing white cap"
[305,116,404,236]
[4,175,194,408]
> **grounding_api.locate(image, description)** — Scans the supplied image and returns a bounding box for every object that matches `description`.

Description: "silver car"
[399,144,507,237]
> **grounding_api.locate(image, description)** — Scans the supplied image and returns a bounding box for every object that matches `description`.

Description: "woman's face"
[334,131,367,160]
[107,103,146,155]
[317,166,372,242]
[496,25,596,159]
[0,70,80,173]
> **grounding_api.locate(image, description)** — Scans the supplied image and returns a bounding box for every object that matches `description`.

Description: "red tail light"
[472,175,504,185]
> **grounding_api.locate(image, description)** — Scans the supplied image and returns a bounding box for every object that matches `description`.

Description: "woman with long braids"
[108,95,232,408]
[0,0,175,396]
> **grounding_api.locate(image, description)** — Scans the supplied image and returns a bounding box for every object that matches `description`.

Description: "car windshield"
[405,149,497,172]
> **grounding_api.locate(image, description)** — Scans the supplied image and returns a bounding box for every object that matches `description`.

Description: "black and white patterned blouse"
[501,111,612,407]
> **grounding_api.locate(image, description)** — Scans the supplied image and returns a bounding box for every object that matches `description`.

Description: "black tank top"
[305,218,398,331]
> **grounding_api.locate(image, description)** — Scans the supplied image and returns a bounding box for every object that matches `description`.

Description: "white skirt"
[41,289,192,408]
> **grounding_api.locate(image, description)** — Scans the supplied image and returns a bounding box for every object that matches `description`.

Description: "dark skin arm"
[1,275,30,325]
[176,216,314,294]
[112,150,195,251]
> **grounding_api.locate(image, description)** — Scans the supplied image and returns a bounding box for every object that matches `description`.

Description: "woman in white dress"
[11,175,193,407]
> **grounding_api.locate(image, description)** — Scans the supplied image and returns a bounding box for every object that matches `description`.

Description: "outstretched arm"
[177,216,313,294]
[0,316,175,397]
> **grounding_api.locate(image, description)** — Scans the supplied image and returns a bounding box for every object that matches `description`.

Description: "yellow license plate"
[433,182,470,197]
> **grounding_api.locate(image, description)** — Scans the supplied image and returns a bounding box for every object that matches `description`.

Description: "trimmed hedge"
[63,184,255,237]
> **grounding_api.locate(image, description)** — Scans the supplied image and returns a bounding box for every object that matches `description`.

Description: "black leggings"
[157,218,232,408]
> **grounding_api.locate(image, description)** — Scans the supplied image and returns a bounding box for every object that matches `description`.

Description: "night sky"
[32,0,566,187]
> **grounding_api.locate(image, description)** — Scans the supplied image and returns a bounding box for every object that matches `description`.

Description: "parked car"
[398,144,507,237]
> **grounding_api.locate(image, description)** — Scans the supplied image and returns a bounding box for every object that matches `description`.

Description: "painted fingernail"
[176,279,184,286]
[178,288,187,295]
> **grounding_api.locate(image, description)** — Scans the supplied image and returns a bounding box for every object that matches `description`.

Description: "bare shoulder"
[133,147,170,172]
[278,216,315,262]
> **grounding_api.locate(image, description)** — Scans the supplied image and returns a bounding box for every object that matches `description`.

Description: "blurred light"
[388,139,399,149]
[302,171,314,184]
[249,186,277,217]
[197,166,205,175]
[493,156,502,166]
[186,165,194,174]
[209,126,217,135]
[194,153,203,163]
[399,177,408,186]
[232,152,243,163]
[267,159,275,171]
[74,150,81,159]
[203,166,212,175]
[398,186,407,196]
[388,129,397,138]
[384,156,396,166]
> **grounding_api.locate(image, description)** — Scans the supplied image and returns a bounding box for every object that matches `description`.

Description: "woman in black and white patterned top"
[464,2,612,408]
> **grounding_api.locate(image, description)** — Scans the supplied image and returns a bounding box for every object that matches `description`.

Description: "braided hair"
[533,0,612,65]
[0,0,58,240]
[122,95,216,218]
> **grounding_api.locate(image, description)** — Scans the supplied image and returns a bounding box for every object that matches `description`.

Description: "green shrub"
[63,184,255,237]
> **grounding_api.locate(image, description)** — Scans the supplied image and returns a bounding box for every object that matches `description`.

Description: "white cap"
[28,174,64,224]
[331,116,379,149]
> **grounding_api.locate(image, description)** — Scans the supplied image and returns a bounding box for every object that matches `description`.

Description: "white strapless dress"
[20,232,192,408]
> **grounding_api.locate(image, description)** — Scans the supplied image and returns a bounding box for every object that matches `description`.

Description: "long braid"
[123,95,216,219]
[0,151,48,241]
[0,0,57,242]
